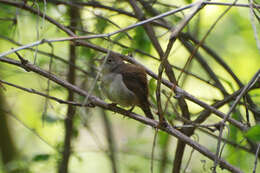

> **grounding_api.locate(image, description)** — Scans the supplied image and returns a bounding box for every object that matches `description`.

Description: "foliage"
[0,0,259,173]
[245,125,260,142]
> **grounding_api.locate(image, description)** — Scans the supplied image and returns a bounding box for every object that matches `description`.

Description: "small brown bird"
[101,55,154,119]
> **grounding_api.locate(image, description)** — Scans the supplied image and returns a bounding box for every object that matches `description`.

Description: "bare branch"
[0,54,248,131]
[249,0,260,52]
[0,0,250,132]
[213,69,260,172]
[253,144,260,173]
[0,56,243,173]
[0,79,89,107]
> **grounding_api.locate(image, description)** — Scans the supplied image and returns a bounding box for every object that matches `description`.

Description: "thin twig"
[32,1,40,64]
[2,109,57,151]
[0,35,90,75]
[177,0,239,84]
[223,69,259,128]
[179,38,228,96]
[151,129,158,173]
[198,128,251,153]
[205,1,260,8]
[0,79,89,107]
[0,0,249,131]
[253,144,260,173]
[213,69,260,172]
[249,0,260,53]
[42,43,54,126]
[80,40,112,116]
[0,55,248,131]
[156,1,260,9]
[183,136,197,173]
[92,12,132,40]
[0,0,197,58]
[0,56,242,173]
[101,110,118,173]
[46,0,135,17]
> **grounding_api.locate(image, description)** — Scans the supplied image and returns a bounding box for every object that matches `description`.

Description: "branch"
[0,54,247,132]
[58,6,79,173]
[0,79,89,107]
[0,0,249,132]
[0,35,90,75]
[101,110,118,173]
[45,0,135,18]
[213,69,260,171]
[0,56,242,173]
[253,144,260,173]
[0,0,197,58]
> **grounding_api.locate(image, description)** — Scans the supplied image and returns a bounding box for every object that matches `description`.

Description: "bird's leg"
[108,103,117,107]
[155,111,168,128]
[116,106,135,119]
[108,103,118,115]
[127,105,135,113]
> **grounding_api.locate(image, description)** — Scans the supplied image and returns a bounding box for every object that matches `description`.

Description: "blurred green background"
[0,0,259,173]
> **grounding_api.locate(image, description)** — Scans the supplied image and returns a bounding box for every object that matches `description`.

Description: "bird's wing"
[115,63,153,119]
[116,64,149,103]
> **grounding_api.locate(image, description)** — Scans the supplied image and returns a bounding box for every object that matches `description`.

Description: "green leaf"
[32,154,50,162]
[245,125,260,142]
[149,78,156,94]
[167,113,177,121]
[95,17,108,33]
[158,131,169,147]
[79,47,95,60]
[72,127,79,138]
[229,111,240,142]
[148,78,156,104]
[132,27,151,53]
[0,6,17,36]
[121,47,135,55]
[184,0,192,3]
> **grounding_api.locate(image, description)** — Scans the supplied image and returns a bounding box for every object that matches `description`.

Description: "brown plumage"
[101,55,154,119]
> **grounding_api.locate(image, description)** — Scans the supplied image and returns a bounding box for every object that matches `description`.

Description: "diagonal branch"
[0,79,88,107]
[0,0,248,131]
[0,56,242,173]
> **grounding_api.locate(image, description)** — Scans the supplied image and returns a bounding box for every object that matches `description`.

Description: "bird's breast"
[101,73,138,107]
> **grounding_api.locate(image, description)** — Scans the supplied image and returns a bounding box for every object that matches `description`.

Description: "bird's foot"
[107,103,118,115]
[158,119,168,128]
[121,106,135,119]
[127,106,135,113]
[108,103,117,107]
[155,113,168,128]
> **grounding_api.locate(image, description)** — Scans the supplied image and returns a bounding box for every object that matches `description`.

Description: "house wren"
[101,55,154,119]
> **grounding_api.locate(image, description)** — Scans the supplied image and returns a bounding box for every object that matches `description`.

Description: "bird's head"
[102,55,124,73]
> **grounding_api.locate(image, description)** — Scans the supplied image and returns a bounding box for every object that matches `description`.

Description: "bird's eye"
[107,58,112,63]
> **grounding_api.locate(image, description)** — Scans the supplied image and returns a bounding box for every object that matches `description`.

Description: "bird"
[100,54,154,119]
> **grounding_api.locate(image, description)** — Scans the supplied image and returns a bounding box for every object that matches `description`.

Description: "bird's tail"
[140,102,154,119]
